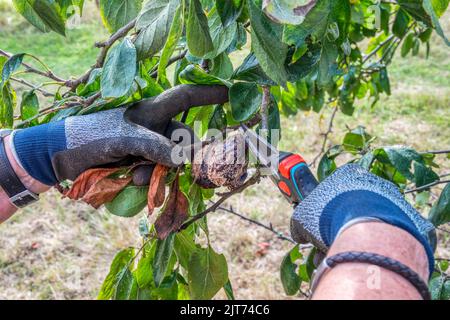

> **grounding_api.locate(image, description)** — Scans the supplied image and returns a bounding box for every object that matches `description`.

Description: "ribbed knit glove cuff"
[291,164,436,275]
[11,120,67,186]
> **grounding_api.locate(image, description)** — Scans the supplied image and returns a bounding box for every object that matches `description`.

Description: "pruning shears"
[240,124,318,205]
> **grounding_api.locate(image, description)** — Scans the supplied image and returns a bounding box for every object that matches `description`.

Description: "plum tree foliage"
[1,0,450,299]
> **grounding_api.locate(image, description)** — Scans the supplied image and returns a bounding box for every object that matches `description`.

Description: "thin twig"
[215,204,296,244]
[404,180,450,194]
[362,35,395,64]
[0,49,66,83]
[179,172,261,230]
[150,50,187,78]
[421,150,450,155]
[260,86,271,131]
[310,106,338,167]
[65,18,137,89]
[10,77,53,97]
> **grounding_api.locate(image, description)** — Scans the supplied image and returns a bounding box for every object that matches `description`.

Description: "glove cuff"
[320,190,435,276]
[12,120,67,186]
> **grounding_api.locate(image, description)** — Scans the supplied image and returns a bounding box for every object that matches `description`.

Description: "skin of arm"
[0,135,50,223]
[312,221,429,300]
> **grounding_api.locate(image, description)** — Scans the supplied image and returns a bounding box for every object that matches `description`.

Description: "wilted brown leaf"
[154,177,189,240]
[147,164,169,215]
[64,168,131,209]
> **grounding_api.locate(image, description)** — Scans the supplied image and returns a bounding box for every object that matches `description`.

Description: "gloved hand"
[290,164,436,274]
[9,108,185,186]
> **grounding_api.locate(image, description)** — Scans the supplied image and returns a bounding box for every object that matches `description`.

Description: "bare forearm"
[0,135,51,223]
[312,222,429,300]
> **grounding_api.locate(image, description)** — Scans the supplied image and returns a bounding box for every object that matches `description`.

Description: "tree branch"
[10,77,54,97]
[310,106,338,167]
[362,34,395,64]
[260,86,271,131]
[65,18,137,90]
[404,180,450,194]
[178,172,261,231]
[421,150,450,155]
[215,203,297,244]
[0,49,66,83]
[149,49,187,78]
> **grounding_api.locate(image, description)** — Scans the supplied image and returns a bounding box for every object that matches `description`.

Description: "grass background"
[0,0,449,299]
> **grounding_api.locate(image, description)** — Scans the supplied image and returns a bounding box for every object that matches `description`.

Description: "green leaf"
[229,82,262,122]
[429,183,450,226]
[157,5,183,82]
[101,38,137,98]
[423,0,450,46]
[317,40,338,87]
[379,68,391,95]
[0,83,16,128]
[429,275,450,300]
[114,268,135,299]
[401,33,414,57]
[105,186,148,217]
[174,230,197,269]
[98,248,135,300]
[20,90,39,122]
[136,241,155,288]
[374,147,424,181]
[216,0,244,27]
[178,64,228,85]
[342,126,371,154]
[1,53,25,87]
[134,0,180,59]
[413,161,439,187]
[317,154,336,182]
[231,53,276,86]
[223,280,235,300]
[397,0,432,26]
[186,0,214,57]
[393,9,410,38]
[210,53,234,79]
[280,245,301,295]
[285,43,322,82]
[208,104,227,130]
[248,0,288,85]
[31,0,66,36]
[153,233,175,287]
[263,0,317,25]
[282,0,349,47]
[99,0,143,33]
[188,246,228,300]
[152,271,179,299]
[203,8,238,59]
[12,0,50,33]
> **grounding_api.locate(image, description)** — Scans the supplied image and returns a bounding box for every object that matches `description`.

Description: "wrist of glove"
[9,108,191,186]
[291,164,436,276]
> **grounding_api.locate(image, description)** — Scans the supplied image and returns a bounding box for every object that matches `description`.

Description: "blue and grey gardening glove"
[10,108,184,186]
[290,164,436,274]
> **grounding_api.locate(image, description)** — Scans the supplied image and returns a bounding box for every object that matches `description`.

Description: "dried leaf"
[147,164,170,215]
[155,176,189,240]
[64,168,131,209]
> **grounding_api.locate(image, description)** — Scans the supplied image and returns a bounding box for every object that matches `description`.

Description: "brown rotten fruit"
[192,131,248,190]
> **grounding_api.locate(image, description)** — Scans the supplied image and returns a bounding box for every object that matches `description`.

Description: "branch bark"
[0,49,66,83]
[310,106,338,167]
[64,18,137,90]
[404,180,450,194]
[215,204,296,244]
